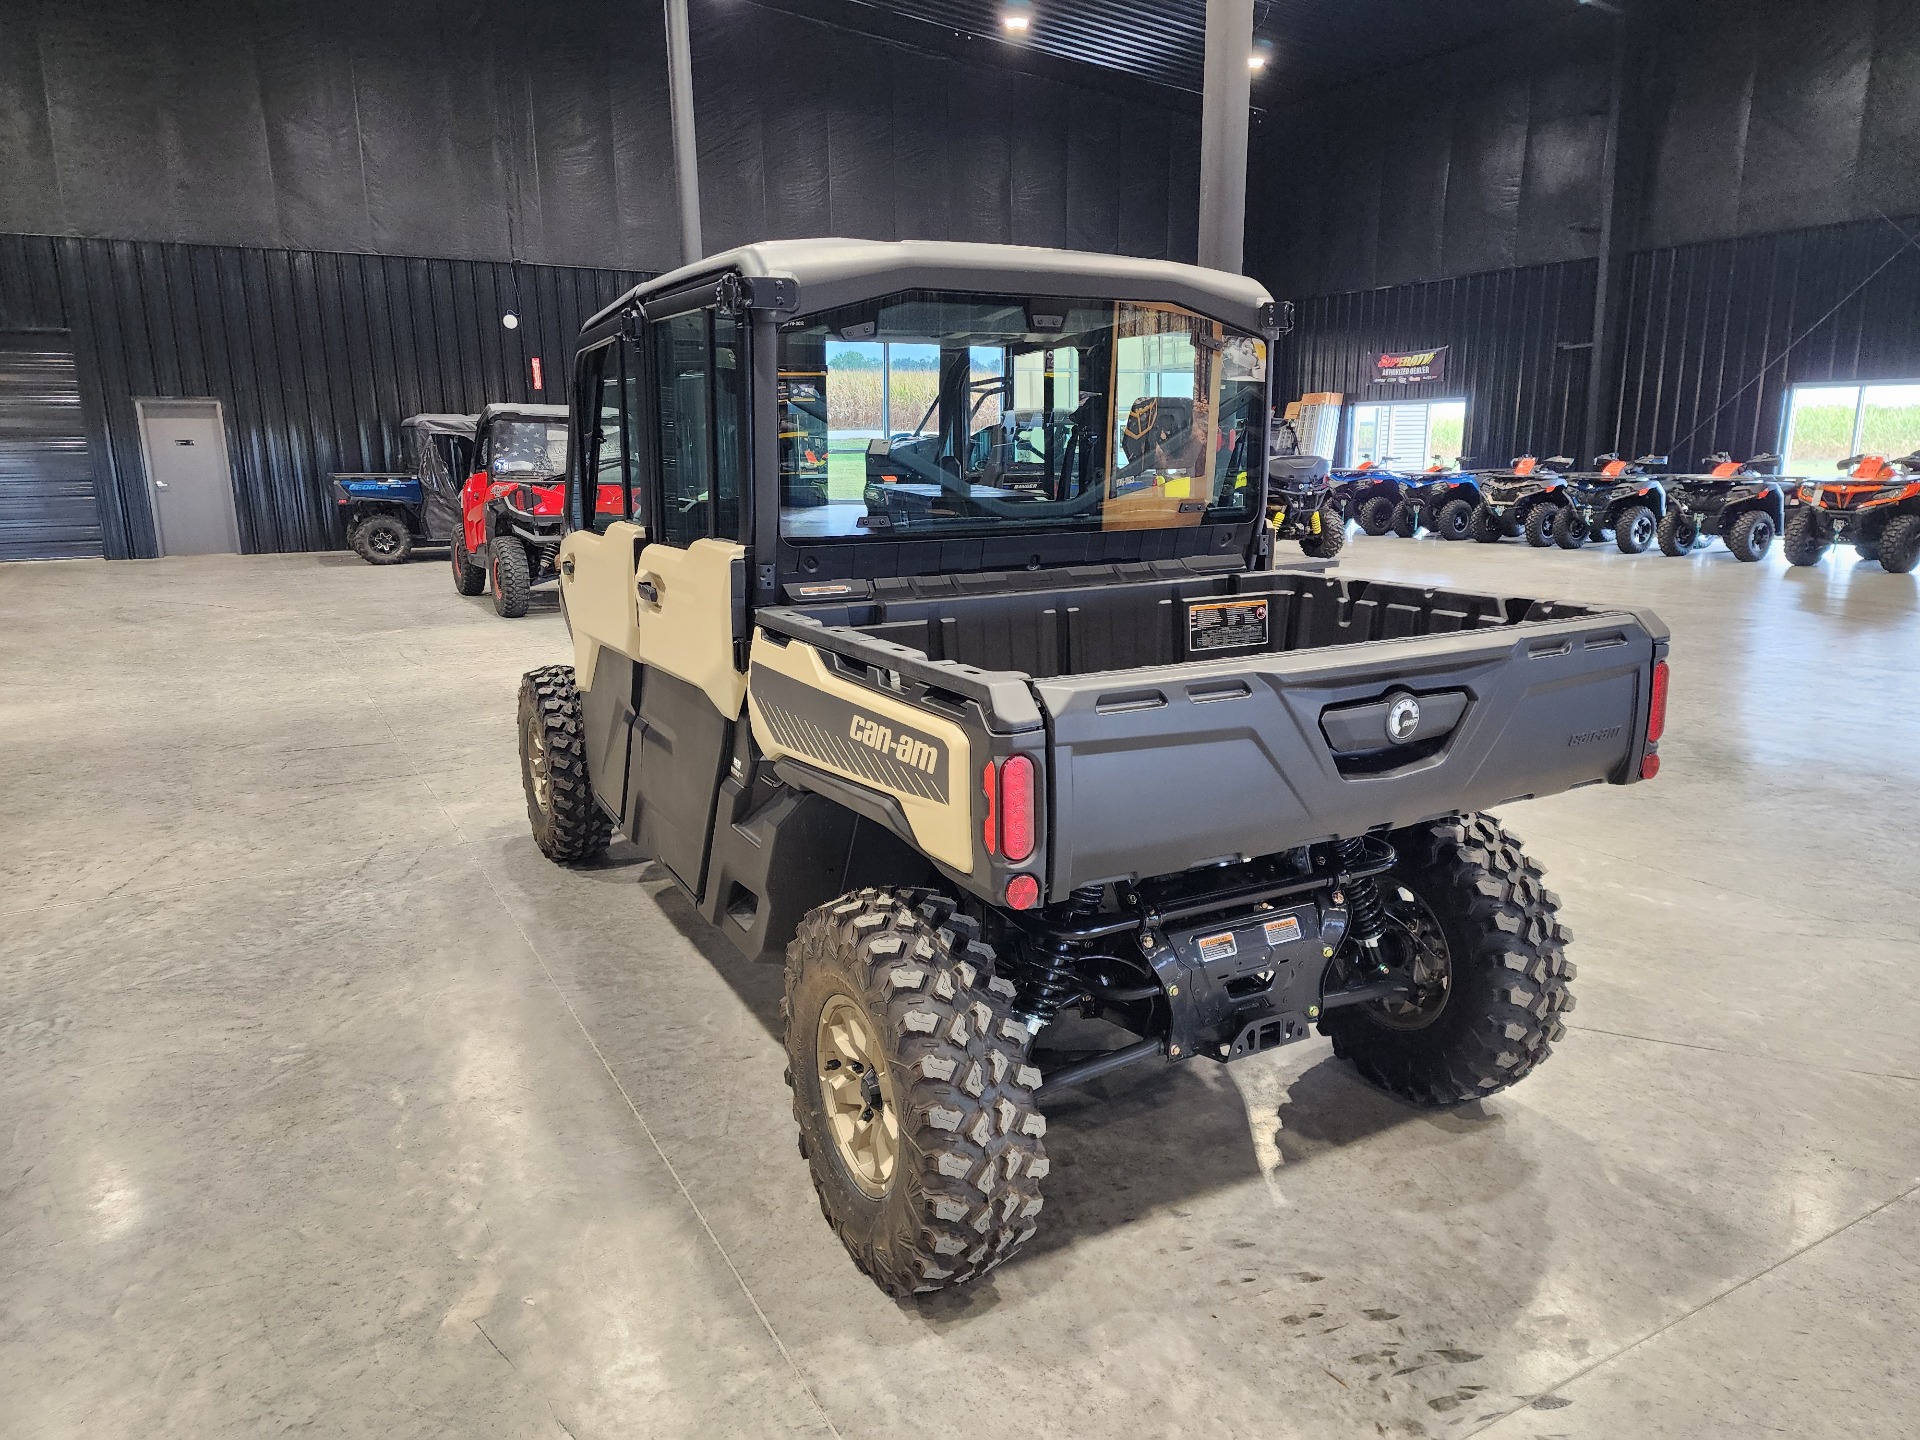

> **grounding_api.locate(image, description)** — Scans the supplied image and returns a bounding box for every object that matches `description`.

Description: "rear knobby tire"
[491,536,531,617]
[1325,814,1574,1106]
[451,531,486,594]
[1435,498,1474,541]
[1614,504,1656,554]
[1469,504,1502,543]
[1524,506,1556,547]
[1357,496,1397,537]
[517,664,612,865]
[350,513,413,565]
[1298,504,1346,559]
[1878,514,1920,573]
[1725,509,1776,563]
[784,890,1046,1296]
[1783,509,1828,567]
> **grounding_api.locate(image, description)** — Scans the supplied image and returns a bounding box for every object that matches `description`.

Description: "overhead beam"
[664,0,703,264]
[1197,0,1254,273]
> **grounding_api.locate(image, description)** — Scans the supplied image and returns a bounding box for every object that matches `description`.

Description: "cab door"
[622,305,749,897]
[560,339,647,825]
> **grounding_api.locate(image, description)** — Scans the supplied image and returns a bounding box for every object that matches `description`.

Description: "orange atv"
[1783,452,1920,573]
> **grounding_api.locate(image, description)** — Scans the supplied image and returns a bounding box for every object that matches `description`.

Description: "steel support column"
[664,0,703,265]
[1198,0,1254,274]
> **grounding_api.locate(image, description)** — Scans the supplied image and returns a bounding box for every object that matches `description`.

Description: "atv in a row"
[1467,453,1786,562]
[1784,452,1920,573]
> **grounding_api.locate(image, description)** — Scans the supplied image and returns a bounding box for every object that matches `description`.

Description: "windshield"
[777,290,1266,540]
[490,420,568,477]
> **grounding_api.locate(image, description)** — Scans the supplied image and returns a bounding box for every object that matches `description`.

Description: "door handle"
[636,574,661,606]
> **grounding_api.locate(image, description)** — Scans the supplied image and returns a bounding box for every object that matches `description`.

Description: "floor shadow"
[621,862,1512,1316]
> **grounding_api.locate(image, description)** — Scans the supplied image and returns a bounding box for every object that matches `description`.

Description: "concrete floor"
[3,537,1917,1439]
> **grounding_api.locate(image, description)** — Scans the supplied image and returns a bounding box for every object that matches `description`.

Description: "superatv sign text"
[852,714,941,776]
[1374,346,1449,385]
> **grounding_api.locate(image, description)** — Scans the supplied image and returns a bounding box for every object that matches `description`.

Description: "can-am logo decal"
[1567,725,1622,747]
[1374,346,1449,385]
[850,714,940,776]
[750,664,950,803]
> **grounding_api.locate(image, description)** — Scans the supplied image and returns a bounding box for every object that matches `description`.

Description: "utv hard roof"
[587,239,1276,336]
[477,402,568,426]
[400,412,478,436]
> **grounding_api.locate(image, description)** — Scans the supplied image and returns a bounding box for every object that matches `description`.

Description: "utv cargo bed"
[757,560,1665,899]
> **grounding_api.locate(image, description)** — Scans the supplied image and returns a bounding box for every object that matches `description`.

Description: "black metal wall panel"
[0,232,645,560]
[1610,214,1920,467]
[1276,261,1599,469]
[2,0,1197,274]
[1250,0,1920,301]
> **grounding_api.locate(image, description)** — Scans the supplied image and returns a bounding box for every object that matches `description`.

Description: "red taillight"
[1641,752,1662,780]
[981,763,998,855]
[1005,874,1040,910]
[999,756,1035,863]
[1647,660,1669,743]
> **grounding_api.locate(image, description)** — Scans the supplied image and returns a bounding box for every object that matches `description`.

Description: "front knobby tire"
[1469,504,1502,543]
[1435,498,1474,541]
[1324,814,1575,1107]
[1299,505,1346,558]
[1726,510,1776,563]
[491,536,532,617]
[1552,505,1586,549]
[1783,509,1828,567]
[1658,508,1699,557]
[1357,496,1397,537]
[1390,502,1419,538]
[351,513,413,565]
[1878,514,1920,573]
[517,665,612,865]
[785,890,1047,1297]
[1614,504,1656,554]
[1524,506,1557,547]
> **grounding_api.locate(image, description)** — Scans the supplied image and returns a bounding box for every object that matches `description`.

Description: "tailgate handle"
[1320,689,1470,760]
[1095,688,1168,714]
[1187,680,1252,703]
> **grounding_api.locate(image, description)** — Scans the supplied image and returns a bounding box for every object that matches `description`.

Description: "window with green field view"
[1782,382,1920,476]
[1346,400,1466,469]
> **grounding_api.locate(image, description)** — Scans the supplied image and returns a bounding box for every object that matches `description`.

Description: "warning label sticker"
[1263,915,1303,947]
[1188,598,1270,653]
[1196,930,1239,963]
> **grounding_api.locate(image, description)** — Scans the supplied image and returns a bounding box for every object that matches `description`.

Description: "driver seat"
[1120,395,1196,475]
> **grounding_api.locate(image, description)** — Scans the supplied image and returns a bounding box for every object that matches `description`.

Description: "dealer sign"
[1374,346,1449,384]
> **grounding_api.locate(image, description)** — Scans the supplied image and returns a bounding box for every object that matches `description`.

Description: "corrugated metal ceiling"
[805,0,1567,96]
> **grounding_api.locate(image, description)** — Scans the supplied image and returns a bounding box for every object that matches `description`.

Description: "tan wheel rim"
[816,993,900,1198]
[525,715,552,811]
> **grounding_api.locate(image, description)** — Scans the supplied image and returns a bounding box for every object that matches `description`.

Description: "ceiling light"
[1249,38,1274,71]
[1003,2,1030,32]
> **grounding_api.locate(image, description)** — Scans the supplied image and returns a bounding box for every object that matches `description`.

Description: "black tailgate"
[1033,614,1660,900]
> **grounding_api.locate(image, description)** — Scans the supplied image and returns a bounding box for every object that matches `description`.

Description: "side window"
[655,310,712,548]
[592,348,627,534]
